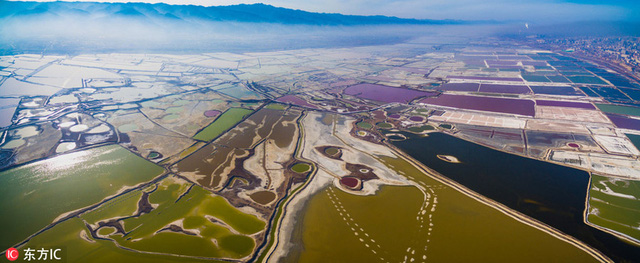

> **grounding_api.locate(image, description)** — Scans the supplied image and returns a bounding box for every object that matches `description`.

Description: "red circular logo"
[6,248,19,261]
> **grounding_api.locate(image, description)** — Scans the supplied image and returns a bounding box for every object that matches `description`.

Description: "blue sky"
[22,0,639,22]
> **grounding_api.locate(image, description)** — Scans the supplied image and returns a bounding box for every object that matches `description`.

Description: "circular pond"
[376,122,393,129]
[15,126,39,138]
[250,191,276,205]
[162,114,180,121]
[340,176,361,190]
[356,121,373,129]
[325,147,340,156]
[69,124,89,133]
[118,124,138,133]
[147,151,162,159]
[204,110,222,117]
[291,163,311,173]
[87,124,111,134]
[408,125,435,133]
[56,142,77,153]
[59,121,76,128]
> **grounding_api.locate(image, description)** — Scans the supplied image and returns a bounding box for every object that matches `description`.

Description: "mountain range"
[0,1,461,26]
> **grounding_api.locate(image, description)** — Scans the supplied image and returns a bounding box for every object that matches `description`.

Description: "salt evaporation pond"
[536,100,596,109]
[344,83,437,103]
[420,94,535,117]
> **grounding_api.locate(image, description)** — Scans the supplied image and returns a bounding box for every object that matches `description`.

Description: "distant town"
[530,36,640,82]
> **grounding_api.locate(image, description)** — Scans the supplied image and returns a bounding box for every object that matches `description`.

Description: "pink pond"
[344,83,437,103]
[536,100,595,110]
[479,84,531,94]
[447,76,523,82]
[420,94,535,117]
[605,113,640,130]
[340,177,360,189]
[409,116,425,122]
[204,110,222,117]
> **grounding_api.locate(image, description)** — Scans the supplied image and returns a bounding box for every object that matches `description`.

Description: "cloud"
[14,0,634,22]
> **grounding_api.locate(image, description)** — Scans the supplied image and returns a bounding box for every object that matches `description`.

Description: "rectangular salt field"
[0,107,16,127]
[486,60,519,66]
[455,55,497,61]
[530,86,583,96]
[438,83,479,92]
[419,94,535,116]
[596,104,640,117]
[568,76,608,85]
[522,75,552,82]
[0,78,61,96]
[447,76,523,82]
[343,83,437,103]
[497,55,532,60]
[592,87,634,102]
[606,113,640,130]
[620,88,640,101]
[489,65,523,70]
[546,76,571,83]
[479,84,531,94]
[521,61,549,67]
[0,98,19,127]
[536,100,595,109]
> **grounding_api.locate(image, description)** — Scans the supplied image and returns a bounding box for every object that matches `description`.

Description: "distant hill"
[0,1,461,26]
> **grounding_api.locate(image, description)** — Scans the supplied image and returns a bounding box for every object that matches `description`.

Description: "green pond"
[626,134,640,151]
[265,103,287,110]
[324,147,340,156]
[22,175,266,261]
[101,177,264,259]
[21,218,223,263]
[165,106,184,114]
[408,125,435,133]
[193,108,253,141]
[291,163,311,173]
[356,121,373,129]
[375,122,393,129]
[0,145,165,249]
[587,174,640,241]
[287,156,599,263]
[596,104,640,117]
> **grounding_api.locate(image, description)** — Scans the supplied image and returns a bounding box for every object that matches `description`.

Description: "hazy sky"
[22,0,640,22]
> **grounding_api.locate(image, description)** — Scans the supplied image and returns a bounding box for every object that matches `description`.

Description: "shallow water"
[0,145,165,249]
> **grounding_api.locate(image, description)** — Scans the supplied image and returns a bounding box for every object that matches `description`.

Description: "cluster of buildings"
[534,37,640,76]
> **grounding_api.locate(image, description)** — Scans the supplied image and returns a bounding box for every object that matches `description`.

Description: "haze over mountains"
[0,0,480,54]
[0,1,638,54]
